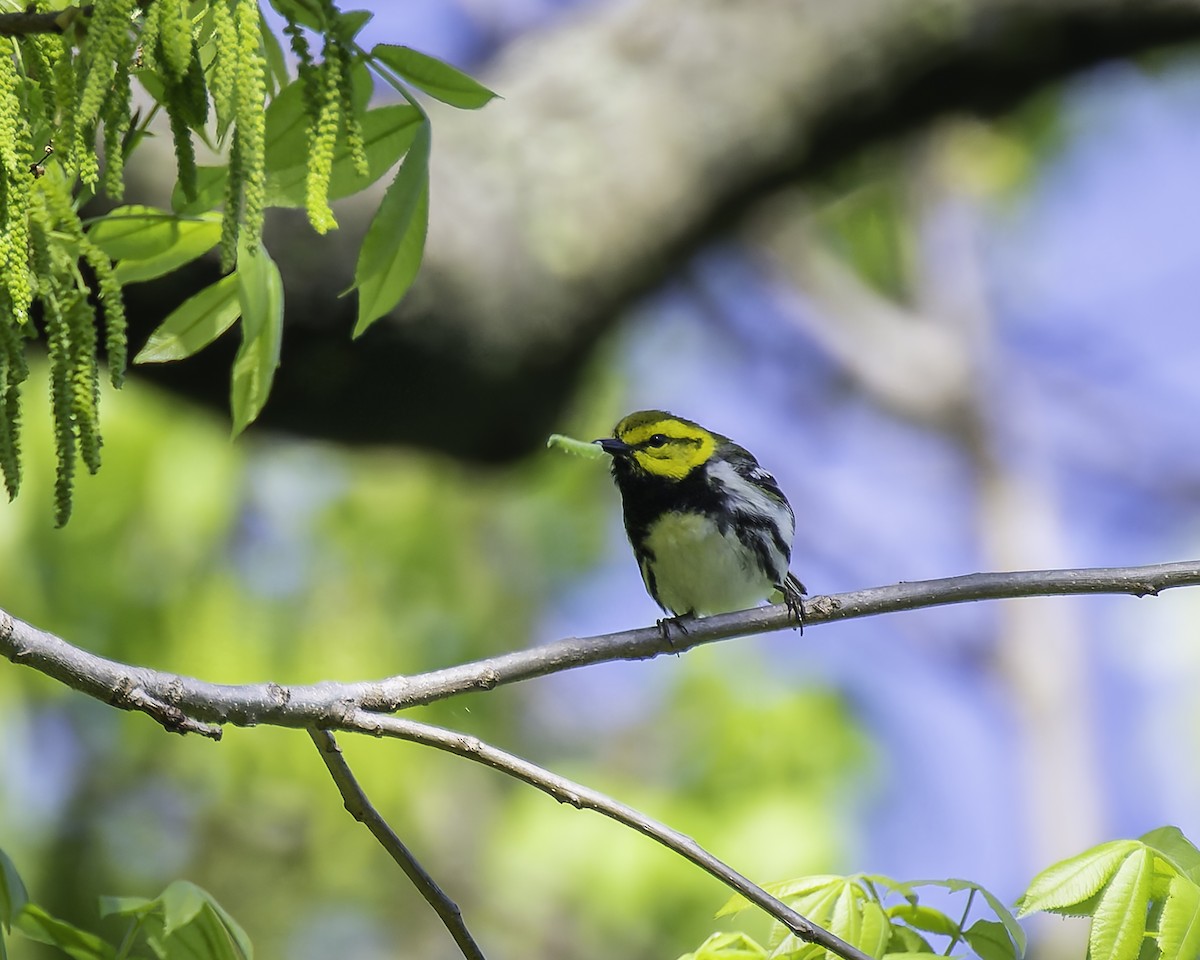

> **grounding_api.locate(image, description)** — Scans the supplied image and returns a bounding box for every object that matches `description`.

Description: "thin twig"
[341,711,874,960]
[307,729,486,960]
[1,561,1198,734]
[5,563,1197,960]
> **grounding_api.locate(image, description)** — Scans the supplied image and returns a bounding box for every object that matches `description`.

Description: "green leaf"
[964,920,1020,960]
[231,243,285,435]
[352,120,430,335]
[916,879,1025,955]
[335,9,373,40]
[259,79,310,175]
[878,953,946,960]
[1141,827,1200,884]
[1159,875,1200,960]
[161,881,207,935]
[265,104,423,207]
[768,882,851,956]
[885,926,933,955]
[886,904,959,938]
[171,165,227,216]
[1089,847,1152,960]
[16,905,115,960]
[89,206,210,261]
[98,896,156,919]
[1018,841,1139,918]
[719,876,843,919]
[859,874,919,907]
[135,274,241,363]
[267,0,323,31]
[0,850,27,929]
[85,206,225,285]
[148,890,252,960]
[837,900,890,958]
[371,44,498,109]
[678,931,768,960]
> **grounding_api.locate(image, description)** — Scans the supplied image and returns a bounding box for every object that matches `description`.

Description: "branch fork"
[6,560,1200,960]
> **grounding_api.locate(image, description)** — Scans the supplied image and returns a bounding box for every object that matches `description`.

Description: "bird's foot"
[783,580,807,634]
[657,613,694,648]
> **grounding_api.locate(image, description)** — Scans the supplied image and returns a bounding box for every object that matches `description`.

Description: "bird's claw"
[657,613,693,648]
[784,588,806,635]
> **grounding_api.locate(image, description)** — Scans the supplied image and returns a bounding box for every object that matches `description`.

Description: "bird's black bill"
[595,438,634,456]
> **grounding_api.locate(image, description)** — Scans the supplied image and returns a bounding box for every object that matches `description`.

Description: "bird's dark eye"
[645,434,668,448]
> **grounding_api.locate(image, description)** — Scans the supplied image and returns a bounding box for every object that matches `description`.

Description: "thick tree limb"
[0,6,89,37]
[121,0,1200,458]
[2,561,1197,735]
[338,712,873,960]
[309,729,487,960]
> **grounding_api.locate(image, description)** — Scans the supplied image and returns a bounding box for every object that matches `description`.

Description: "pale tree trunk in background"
[749,124,1104,955]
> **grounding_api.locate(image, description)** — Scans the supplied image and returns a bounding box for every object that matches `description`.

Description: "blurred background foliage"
[5,3,1200,960]
[0,363,866,960]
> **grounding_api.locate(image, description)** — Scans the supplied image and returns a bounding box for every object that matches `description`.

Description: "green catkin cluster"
[0,36,32,504]
[101,39,133,199]
[154,0,194,82]
[50,36,77,141]
[207,0,238,131]
[67,285,101,474]
[22,33,59,130]
[284,17,319,116]
[84,239,127,388]
[142,1,207,206]
[232,0,266,254]
[219,128,243,270]
[76,0,136,128]
[29,177,120,526]
[40,175,128,387]
[335,39,367,179]
[44,283,77,527]
[138,0,162,70]
[0,312,27,500]
[286,7,367,234]
[304,33,341,234]
[168,93,198,200]
[0,38,35,327]
[218,0,267,266]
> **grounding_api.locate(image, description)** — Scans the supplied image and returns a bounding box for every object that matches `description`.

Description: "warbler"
[595,410,806,625]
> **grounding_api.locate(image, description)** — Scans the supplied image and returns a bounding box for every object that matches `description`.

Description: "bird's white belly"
[641,512,774,616]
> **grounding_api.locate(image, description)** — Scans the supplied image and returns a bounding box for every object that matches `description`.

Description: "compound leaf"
[1141,827,1200,885]
[1018,842,1139,917]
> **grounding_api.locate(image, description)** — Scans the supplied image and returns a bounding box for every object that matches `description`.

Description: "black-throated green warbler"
[595,410,806,624]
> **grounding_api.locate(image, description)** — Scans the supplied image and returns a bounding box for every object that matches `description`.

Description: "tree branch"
[308,729,487,960]
[0,5,90,37]
[7,563,1197,960]
[334,712,874,960]
[2,562,1197,735]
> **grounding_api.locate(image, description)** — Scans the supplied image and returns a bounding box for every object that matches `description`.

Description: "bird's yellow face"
[602,411,717,481]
